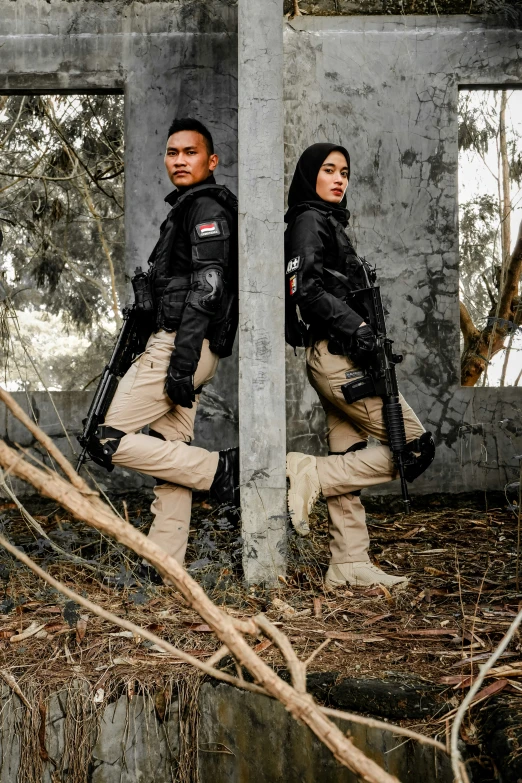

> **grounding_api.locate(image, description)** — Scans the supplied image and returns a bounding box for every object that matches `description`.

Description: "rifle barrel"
[76,446,88,473]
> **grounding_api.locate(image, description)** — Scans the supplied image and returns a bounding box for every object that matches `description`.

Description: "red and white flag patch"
[196,221,221,238]
[289,275,297,296]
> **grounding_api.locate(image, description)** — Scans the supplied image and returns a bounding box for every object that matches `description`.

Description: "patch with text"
[286,256,301,274]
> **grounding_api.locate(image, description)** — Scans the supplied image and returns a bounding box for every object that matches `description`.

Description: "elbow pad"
[187,267,224,315]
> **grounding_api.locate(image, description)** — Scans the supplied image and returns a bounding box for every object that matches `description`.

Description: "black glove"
[351,324,377,364]
[165,364,196,409]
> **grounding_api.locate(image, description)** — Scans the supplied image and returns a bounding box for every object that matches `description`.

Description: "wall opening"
[458,86,522,387]
[0,92,124,392]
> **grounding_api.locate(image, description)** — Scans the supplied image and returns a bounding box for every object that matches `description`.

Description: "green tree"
[0,94,125,390]
[458,89,522,386]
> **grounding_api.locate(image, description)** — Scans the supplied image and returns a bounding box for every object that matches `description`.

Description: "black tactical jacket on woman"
[284,200,367,348]
[146,175,238,376]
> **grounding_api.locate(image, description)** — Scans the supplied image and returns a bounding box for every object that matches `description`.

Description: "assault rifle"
[76,305,138,473]
[329,262,414,513]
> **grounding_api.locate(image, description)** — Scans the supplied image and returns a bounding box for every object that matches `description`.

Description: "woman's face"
[315,151,349,203]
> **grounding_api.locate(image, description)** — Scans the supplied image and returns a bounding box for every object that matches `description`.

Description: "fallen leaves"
[436,679,510,722]
[424,567,448,577]
[76,616,88,643]
[0,668,32,708]
[10,621,47,641]
[253,639,273,654]
[271,598,312,620]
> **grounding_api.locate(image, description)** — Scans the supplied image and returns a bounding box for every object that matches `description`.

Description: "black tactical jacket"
[147,176,237,375]
[284,201,367,348]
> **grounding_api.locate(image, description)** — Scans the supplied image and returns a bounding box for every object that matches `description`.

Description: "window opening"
[459,87,522,387]
[0,93,124,392]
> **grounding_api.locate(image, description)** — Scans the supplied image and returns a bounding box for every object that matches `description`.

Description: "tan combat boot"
[286,452,321,536]
[325,561,409,589]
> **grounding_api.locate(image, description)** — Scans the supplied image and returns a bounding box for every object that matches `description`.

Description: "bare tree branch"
[0,433,399,783]
[459,300,479,345]
[255,614,307,693]
[498,218,522,321]
[451,607,522,783]
[0,385,92,494]
[0,520,449,760]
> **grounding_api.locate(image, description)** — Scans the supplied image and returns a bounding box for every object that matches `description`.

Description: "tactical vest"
[147,183,238,357]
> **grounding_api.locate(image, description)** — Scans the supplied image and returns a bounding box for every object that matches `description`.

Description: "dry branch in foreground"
[0,392,398,783]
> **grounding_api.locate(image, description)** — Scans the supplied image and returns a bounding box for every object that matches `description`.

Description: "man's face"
[164,130,218,188]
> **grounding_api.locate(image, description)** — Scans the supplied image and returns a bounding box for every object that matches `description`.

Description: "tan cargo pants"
[104,329,220,564]
[306,340,425,564]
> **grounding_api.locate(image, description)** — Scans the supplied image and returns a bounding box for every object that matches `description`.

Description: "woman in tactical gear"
[285,143,433,590]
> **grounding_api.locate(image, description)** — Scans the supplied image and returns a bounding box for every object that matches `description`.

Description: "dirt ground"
[0,489,521,743]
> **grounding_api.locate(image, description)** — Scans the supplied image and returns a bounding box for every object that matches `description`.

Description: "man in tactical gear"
[86,118,238,581]
[284,143,434,589]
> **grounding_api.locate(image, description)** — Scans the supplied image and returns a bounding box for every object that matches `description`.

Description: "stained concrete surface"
[0,681,454,782]
[197,681,454,782]
[1,7,521,503]
[284,15,522,495]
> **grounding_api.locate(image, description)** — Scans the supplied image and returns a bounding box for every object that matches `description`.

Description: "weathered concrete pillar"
[238,0,286,584]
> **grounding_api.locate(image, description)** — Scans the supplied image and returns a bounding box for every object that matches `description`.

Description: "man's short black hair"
[166,118,214,155]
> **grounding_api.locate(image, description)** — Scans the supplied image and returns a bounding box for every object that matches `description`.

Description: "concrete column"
[238,0,286,584]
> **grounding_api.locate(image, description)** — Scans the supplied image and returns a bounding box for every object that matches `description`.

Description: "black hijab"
[285,142,350,226]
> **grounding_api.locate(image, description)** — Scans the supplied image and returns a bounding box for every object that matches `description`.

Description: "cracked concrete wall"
[284,15,522,495]
[0,681,453,782]
[0,684,179,782]
[2,6,519,500]
[0,0,238,492]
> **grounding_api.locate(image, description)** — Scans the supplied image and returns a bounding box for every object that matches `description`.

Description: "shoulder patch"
[286,256,301,274]
[196,221,221,239]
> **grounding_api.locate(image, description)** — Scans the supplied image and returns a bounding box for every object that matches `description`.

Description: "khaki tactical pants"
[306,340,425,564]
[104,329,220,564]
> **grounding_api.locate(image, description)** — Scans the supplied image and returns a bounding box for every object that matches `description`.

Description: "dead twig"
[304,638,332,667]
[0,667,33,710]
[255,614,307,693]
[450,606,522,782]
[207,645,231,667]
[0,432,399,783]
[0,386,94,495]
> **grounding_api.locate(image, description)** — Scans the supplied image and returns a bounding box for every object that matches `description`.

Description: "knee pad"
[404,431,435,483]
[328,441,367,496]
[85,425,126,472]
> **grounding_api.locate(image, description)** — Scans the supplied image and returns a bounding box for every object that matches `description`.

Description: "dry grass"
[0,490,521,779]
